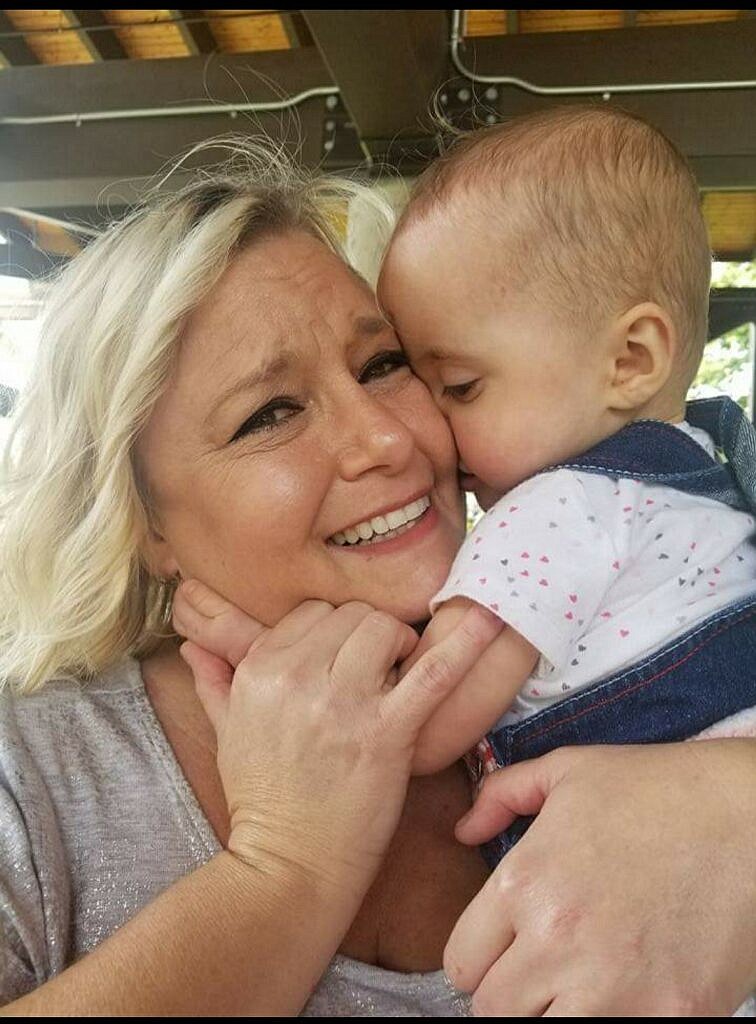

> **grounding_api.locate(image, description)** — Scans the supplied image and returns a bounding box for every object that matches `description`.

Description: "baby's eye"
[442,379,480,401]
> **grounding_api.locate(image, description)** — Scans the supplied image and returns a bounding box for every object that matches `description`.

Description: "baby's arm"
[402,596,538,776]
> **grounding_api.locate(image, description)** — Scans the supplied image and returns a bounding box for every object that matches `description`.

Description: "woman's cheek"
[403,379,457,464]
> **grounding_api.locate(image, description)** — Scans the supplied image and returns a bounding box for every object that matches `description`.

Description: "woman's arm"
[446,740,756,1016]
[3,594,500,1016]
[172,581,756,1015]
[5,848,365,1016]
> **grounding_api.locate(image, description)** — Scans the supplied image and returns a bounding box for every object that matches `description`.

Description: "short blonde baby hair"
[399,105,712,387]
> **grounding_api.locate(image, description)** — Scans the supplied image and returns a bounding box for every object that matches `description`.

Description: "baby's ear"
[606,302,677,412]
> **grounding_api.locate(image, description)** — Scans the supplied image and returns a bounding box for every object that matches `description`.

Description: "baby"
[377,106,756,857]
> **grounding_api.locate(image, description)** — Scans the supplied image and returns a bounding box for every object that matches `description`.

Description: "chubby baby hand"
[172,578,269,668]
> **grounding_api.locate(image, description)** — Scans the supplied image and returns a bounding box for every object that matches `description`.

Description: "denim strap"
[544,395,756,514]
[686,396,756,513]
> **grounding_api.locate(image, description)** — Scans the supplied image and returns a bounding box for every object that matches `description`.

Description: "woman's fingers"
[449,743,756,1016]
[464,938,554,1018]
[254,600,339,652]
[235,601,375,685]
[331,611,418,690]
[443,865,518,994]
[173,579,266,667]
[385,604,503,735]
[179,640,233,735]
[455,753,570,845]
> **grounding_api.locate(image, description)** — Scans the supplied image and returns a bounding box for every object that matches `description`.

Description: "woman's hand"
[445,741,756,1016]
[173,579,502,898]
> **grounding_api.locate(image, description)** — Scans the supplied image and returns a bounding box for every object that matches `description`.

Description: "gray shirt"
[0,656,470,1016]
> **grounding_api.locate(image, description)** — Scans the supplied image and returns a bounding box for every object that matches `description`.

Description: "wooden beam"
[279,12,314,49]
[459,20,756,91]
[456,21,756,189]
[709,288,756,339]
[173,10,216,56]
[0,99,328,214]
[0,48,332,118]
[0,10,39,66]
[303,11,449,160]
[66,11,129,61]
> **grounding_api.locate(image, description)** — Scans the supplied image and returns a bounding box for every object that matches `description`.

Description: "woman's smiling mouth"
[329,494,431,547]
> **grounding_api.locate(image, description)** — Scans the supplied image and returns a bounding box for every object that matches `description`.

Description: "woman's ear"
[141,520,181,582]
[606,302,678,413]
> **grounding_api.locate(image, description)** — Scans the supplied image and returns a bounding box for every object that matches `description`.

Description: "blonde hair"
[400,105,712,386]
[0,140,393,695]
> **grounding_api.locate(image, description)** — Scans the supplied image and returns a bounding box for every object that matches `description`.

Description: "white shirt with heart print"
[431,422,756,726]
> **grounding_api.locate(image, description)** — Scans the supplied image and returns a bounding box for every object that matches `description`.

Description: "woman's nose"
[335,389,415,481]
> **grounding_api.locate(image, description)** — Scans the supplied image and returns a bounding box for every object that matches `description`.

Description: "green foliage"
[690,262,755,412]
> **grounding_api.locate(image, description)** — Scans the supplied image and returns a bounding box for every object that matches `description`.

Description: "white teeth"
[370,515,389,535]
[386,507,408,529]
[330,494,431,547]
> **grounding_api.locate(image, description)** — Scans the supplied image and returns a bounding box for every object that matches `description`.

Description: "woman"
[0,144,754,1016]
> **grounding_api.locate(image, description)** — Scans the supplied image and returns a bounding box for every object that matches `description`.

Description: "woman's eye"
[358,350,410,383]
[230,400,301,442]
[442,380,480,401]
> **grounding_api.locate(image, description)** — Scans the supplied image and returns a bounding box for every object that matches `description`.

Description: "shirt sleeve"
[0,696,70,1005]
[0,780,45,1003]
[431,470,619,673]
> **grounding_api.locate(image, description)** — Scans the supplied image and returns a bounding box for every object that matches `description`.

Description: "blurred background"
[0,8,754,439]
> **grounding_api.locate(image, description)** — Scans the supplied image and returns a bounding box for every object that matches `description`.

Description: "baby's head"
[377,105,711,505]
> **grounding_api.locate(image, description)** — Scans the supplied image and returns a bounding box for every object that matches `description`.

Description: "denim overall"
[476,396,756,869]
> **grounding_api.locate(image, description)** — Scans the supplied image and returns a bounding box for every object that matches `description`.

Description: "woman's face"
[137,230,465,626]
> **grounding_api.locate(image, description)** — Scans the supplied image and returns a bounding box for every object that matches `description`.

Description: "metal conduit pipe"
[450,10,756,98]
[0,85,339,127]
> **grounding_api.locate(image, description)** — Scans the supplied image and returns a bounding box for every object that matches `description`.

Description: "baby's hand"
[172,579,267,668]
[403,598,538,776]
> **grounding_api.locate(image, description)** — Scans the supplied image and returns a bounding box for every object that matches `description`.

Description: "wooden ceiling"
[0,10,753,264]
[2,10,754,66]
[0,10,295,65]
[465,9,751,36]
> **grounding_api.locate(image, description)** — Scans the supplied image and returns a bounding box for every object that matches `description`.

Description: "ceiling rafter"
[64,11,129,61]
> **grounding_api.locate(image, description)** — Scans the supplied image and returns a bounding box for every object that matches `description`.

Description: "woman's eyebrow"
[205,320,390,427]
[354,315,392,339]
[205,355,291,426]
